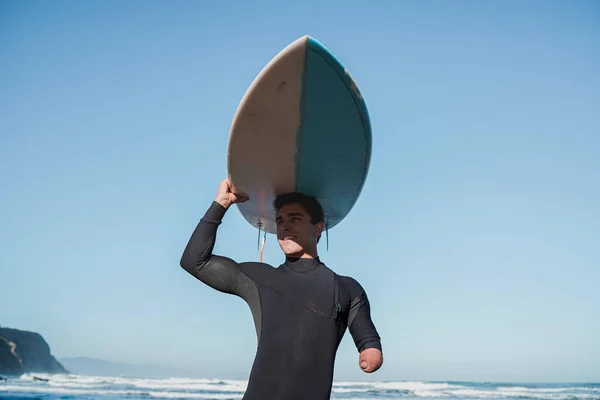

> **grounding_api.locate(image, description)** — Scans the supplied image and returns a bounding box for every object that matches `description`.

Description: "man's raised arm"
[179,179,249,294]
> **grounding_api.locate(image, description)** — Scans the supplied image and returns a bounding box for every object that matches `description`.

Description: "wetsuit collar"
[284,256,321,272]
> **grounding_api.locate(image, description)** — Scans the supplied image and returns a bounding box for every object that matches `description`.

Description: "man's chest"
[247,266,340,318]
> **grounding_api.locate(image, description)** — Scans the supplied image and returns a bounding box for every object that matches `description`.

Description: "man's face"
[275,203,323,257]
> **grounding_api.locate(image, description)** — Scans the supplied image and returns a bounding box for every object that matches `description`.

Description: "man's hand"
[214,178,249,209]
[359,348,383,373]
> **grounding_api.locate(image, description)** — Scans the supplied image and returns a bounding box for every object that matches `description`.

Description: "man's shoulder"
[319,262,363,289]
[237,260,279,281]
[334,274,366,297]
[335,273,360,286]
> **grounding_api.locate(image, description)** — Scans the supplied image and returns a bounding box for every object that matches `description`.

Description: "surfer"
[180,178,383,399]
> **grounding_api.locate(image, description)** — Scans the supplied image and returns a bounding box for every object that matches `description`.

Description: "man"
[180,178,383,399]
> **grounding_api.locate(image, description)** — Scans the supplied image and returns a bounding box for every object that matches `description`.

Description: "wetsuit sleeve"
[346,280,382,353]
[179,201,250,296]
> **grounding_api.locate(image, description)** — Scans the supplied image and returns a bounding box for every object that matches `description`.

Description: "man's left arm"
[346,283,383,373]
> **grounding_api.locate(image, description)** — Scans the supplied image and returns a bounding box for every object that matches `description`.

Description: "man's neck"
[287,250,318,259]
[286,254,320,261]
[284,255,321,272]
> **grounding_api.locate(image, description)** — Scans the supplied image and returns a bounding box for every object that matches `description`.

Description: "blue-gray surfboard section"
[295,37,372,230]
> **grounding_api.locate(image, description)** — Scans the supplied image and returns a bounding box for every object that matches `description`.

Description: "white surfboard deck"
[227,36,372,234]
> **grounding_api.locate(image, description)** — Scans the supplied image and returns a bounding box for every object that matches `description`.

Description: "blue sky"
[1,0,599,383]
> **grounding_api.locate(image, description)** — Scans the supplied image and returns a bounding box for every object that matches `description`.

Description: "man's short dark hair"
[273,192,324,225]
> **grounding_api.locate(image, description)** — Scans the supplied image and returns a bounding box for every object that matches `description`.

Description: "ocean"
[0,373,598,400]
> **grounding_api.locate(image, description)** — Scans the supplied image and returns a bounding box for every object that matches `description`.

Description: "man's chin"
[279,243,303,256]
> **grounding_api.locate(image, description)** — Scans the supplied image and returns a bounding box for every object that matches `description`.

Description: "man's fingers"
[234,193,249,203]
[226,181,249,203]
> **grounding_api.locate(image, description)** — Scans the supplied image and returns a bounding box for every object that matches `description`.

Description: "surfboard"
[227,35,372,234]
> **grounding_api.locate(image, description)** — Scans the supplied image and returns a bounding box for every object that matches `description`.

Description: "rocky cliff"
[0,326,68,375]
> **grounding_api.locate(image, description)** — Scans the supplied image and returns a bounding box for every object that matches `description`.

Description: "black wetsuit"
[180,202,382,399]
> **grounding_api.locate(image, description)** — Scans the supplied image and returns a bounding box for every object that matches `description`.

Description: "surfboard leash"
[257,221,267,262]
[259,230,267,262]
[257,222,262,250]
[326,222,329,251]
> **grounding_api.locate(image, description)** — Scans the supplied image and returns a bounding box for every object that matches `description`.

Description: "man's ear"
[315,221,324,240]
